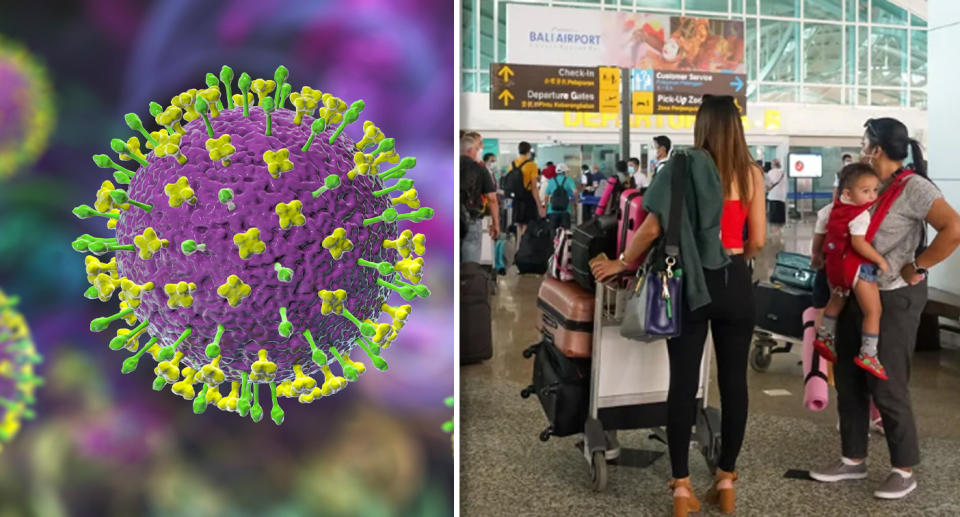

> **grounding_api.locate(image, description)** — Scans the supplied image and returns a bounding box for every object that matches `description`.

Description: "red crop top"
[720,199,748,250]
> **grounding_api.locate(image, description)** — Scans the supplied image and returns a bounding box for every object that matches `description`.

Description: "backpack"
[504,159,532,199]
[549,176,570,212]
[547,227,574,281]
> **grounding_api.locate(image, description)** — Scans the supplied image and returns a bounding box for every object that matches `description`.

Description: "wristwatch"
[912,259,928,276]
[618,252,628,267]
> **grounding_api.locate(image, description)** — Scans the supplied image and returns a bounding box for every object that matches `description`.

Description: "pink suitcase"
[537,277,594,358]
[617,189,648,271]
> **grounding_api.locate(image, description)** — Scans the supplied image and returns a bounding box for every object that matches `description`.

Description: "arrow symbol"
[497,65,514,81]
[498,89,514,107]
[730,75,744,93]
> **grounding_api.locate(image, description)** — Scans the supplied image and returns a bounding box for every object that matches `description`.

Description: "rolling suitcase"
[616,189,648,272]
[537,277,593,358]
[754,281,812,339]
[521,339,590,441]
[570,214,617,291]
[515,218,553,274]
[460,262,492,364]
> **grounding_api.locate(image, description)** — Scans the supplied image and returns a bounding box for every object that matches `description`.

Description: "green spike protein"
[72,65,433,424]
[0,289,43,452]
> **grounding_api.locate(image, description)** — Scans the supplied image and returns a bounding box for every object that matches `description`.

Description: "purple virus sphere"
[72,65,432,424]
[0,288,43,451]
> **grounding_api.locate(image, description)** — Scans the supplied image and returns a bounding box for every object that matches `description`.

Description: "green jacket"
[642,149,730,311]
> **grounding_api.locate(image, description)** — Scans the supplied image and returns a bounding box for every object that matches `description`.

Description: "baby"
[811,163,888,380]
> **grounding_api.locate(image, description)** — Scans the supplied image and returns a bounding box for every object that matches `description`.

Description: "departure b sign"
[489,63,619,113]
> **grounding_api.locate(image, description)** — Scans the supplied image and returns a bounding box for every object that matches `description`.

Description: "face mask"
[628,166,635,174]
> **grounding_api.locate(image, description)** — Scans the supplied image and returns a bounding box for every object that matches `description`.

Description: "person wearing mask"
[507,142,545,238]
[629,156,650,191]
[592,95,765,516]
[834,153,854,199]
[810,118,960,500]
[544,163,577,230]
[649,135,672,174]
[460,132,499,262]
[765,158,787,226]
[483,152,499,188]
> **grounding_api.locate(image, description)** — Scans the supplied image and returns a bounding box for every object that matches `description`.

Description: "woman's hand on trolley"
[591,258,626,283]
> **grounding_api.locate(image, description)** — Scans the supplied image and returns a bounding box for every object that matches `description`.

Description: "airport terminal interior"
[460,0,960,515]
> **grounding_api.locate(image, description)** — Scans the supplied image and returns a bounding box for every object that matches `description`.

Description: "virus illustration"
[0,288,43,452]
[72,65,432,424]
[443,395,454,451]
[0,35,54,180]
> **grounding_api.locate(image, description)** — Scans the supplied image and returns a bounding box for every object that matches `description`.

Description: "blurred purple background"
[0,1,454,515]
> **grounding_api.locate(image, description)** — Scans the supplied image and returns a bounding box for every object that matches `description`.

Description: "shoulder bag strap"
[664,152,688,258]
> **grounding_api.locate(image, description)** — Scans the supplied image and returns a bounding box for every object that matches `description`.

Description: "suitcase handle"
[541,383,559,397]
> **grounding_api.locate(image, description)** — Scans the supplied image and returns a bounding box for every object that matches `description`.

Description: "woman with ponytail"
[810,118,960,500]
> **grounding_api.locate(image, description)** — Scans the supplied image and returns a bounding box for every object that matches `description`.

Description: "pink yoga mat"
[802,307,829,411]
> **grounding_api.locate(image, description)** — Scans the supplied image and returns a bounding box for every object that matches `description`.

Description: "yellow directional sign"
[498,89,514,107]
[497,65,514,81]
[632,91,653,114]
[597,66,620,113]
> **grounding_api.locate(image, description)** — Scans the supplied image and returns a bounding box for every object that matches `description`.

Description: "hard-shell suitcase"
[460,262,492,364]
[616,189,648,271]
[537,277,594,358]
[570,214,618,291]
[770,251,816,291]
[754,281,812,339]
[515,218,553,274]
[521,340,590,440]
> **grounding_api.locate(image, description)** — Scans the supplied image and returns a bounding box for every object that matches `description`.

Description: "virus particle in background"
[0,35,54,180]
[443,396,454,451]
[0,288,43,452]
[72,65,433,424]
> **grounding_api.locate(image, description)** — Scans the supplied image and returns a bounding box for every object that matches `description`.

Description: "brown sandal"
[705,469,739,514]
[668,478,701,517]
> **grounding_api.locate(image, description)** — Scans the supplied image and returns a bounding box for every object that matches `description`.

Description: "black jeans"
[547,211,571,231]
[835,281,925,467]
[667,255,755,478]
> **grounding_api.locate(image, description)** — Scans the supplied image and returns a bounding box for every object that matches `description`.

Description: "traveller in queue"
[592,94,765,516]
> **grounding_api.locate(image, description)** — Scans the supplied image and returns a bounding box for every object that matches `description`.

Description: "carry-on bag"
[771,251,816,291]
[570,214,618,291]
[521,340,590,440]
[537,277,594,358]
[754,281,812,339]
[460,262,492,364]
[515,218,553,274]
[616,188,648,272]
[547,228,574,281]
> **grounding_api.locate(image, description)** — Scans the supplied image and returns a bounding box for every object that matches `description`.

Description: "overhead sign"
[789,153,823,179]
[489,63,620,113]
[491,62,746,115]
[507,5,745,73]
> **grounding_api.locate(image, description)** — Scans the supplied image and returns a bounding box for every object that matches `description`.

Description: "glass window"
[872,0,908,26]
[802,86,842,104]
[845,0,857,22]
[871,89,904,106]
[479,71,490,93]
[871,27,907,87]
[760,0,797,17]
[805,0,842,20]
[857,27,868,86]
[911,91,927,109]
[759,84,798,102]
[747,83,758,103]
[565,0,602,4]
[845,26,856,85]
[858,1,869,23]
[842,87,857,105]
[497,2,507,62]
[635,0,681,8]
[804,24,842,84]
[462,0,476,70]
[911,14,928,28]
[911,29,927,88]
[480,1,494,70]
[746,17,757,83]
[747,0,757,14]
[858,88,868,105]
[760,20,799,83]
[732,0,744,14]
[686,0,727,12]
[462,71,477,93]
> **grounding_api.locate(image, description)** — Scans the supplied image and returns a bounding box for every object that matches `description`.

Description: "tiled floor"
[461,217,960,516]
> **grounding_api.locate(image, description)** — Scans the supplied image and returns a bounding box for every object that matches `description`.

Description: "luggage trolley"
[582,280,721,492]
